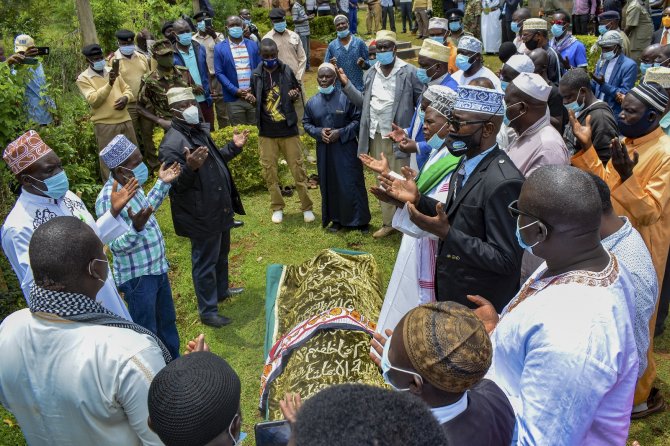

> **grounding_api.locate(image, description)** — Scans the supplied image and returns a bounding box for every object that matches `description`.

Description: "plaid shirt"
[95,178,170,286]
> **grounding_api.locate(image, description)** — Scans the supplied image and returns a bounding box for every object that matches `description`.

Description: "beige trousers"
[370,132,409,226]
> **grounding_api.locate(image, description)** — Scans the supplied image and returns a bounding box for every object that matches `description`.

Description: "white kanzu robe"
[481,0,502,54]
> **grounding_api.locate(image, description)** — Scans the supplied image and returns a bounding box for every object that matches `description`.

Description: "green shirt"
[138,65,191,119]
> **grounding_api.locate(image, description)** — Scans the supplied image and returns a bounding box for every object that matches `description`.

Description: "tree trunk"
[192,0,200,14]
[75,0,99,46]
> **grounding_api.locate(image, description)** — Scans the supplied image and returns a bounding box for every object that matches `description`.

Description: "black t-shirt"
[259,69,299,138]
[548,86,568,135]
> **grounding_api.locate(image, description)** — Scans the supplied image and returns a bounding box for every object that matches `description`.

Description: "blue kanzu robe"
[303,89,371,228]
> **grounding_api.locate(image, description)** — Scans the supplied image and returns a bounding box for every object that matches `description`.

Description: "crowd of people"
[1,0,670,445]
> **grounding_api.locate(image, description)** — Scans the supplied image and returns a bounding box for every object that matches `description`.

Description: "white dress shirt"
[369,58,407,138]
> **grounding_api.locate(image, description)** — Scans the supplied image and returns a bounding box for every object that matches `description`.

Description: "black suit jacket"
[417,147,524,312]
[652,27,667,45]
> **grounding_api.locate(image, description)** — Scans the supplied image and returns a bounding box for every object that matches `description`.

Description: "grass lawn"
[1,22,668,444]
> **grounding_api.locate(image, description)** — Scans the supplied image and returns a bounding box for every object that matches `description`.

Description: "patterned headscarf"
[403,301,492,392]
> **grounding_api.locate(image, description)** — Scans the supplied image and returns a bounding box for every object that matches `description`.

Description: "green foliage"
[91,0,126,53]
[575,35,600,72]
[0,64,30,149]
[41,32,87,94]
[249,8,336,42]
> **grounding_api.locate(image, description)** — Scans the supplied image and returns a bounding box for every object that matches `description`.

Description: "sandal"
[307,174,319,189]
[280,186,294,197]
[631,388,666,419]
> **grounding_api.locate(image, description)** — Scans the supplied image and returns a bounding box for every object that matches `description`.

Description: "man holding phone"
[5,34,54,126]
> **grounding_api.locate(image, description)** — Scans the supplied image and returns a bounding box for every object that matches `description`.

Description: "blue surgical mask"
[263,58,278,68]
[455,54,472,72]
[380,335,422,391]
[640,62,652,75]
[91,59,106,71]
[228,414,247,446]
[504,101,525,126]
[337,29,350,39]
[28,170,70,200]
[430,36,445,44]
[551,23,565,38]
[564,89,584,114]
[598,24,608,35]
[243,19,251,25]
[415,67,433,84]
[229,26,244,39]
[426,121,448,150]
[119,45,135,56]
[376,50,395,66]
[511,22,520,33]
[318,84,335,95]
[197,21,206,32]
[273,21,287,33]
[418,108,425,121]
[602,50,616,61]
[515,218,540,254]
[120,162,149,186]
[501,80,509,91]
[177,32,192,46]
[449,21,462,32]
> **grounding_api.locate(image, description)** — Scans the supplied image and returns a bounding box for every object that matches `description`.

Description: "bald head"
[29,216,103,289]
[513,7,531,21]
[468,77,495,89]
[521,165,602,231]
[528,48,549,74]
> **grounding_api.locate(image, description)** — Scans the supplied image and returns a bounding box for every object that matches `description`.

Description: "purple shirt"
[573,0,596,15]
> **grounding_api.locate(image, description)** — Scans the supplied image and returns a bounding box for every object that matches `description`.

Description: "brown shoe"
[631,388,666,419]
[372,226,395,238]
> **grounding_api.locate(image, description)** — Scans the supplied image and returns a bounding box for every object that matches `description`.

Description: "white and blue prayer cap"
[427,87,458,117]
[597,30,623,47]
[457,36,482,54]
[504,54,535,74]
[453,85,505,116]
[100,135,138,169]
[423,84,452,103]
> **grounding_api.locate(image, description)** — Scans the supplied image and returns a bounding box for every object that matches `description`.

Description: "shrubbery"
[250,7,336,42]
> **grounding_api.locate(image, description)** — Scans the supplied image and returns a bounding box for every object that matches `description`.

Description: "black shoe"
[218,287,244,302]
[233,220,244,229]
[357,224,370,234]
[327,222,342,233]
[200,314,232,327]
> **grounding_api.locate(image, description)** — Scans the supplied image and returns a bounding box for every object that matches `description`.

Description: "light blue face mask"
[119,45,135,56]
[228,414,247,446]
[551,23,565,38]
[177,32,192,46]
[228,26,244,39]
[426,121,448,150]
[455,54,472,72]
[318,84,335,95]
[640,62,652,75]
[515,218,540,254]
[602,50,616,61]
[380,335,422,391]
[430,36,445,44]
[511,22,520,33]
[376,50,395,66]
[500,80,509,91]
[418,108,425,121]
[28,170,70,200]
[598,24,608,35]
[243,19,251,25]
[197,21,206,32]
[564,89,584,114]
[449,21,462,32]
[120,162,149,186]
[416,64,437,84]
[337,29,350,39]
[91,59,106,71]
[274,21,287,33]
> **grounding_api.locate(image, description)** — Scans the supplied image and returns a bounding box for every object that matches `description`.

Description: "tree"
[75,0,98,46]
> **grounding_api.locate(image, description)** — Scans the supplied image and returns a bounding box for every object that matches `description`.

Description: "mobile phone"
[22,57,39,65]
[205,18,213,27]
[254,420,291,446]
[35,47,50,56]
[112,58,120,73]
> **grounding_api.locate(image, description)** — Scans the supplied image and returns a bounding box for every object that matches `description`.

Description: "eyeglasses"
[507,200,551,228]
[447,118,489,132]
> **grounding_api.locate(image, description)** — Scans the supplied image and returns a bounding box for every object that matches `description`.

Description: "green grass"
[0,24,668,444]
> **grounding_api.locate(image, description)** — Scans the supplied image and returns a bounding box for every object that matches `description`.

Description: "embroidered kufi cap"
[426,87,458,117]
[511,72,551,102]
[403,302,492,392]
[643,66,670,88]
[523,18,548,31]
[457,35,482,54]
[148,352,241,446]
[454,85,505,115]
[505,54,535,74]
[629,82,669,113]
[100,135,137,169]
[428,17,449,31]
[167,87,195,105]
[375,30,397,44]
[3,130,54,175]
[419,38,450,63]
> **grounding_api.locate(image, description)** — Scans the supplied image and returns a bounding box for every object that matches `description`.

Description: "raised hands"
[279,393,303,425]
[386,123,408,143]
[610,138,638,182]
[467,295,499,333]
[336,67,349,87]
[184,146,209,171]
[232,127,251,148]
[369,328,393,369]
[407,200,450,239]
[568,110,593,150]
[184,333,210,355]
[128,206,154,232]
[110,178,139,217]
[359,152,390,174]
[377,166,420,205]
[158,162,182,184]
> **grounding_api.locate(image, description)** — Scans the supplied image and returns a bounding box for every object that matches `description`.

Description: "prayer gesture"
[336,67,349,87]
[377,166,420,205]
[610,138,638,182]
[568,110,593,150]
[232,128,251,148]
[407,200,450,239]
[158,162,182,184]
[467,295,499,333]
[184,333,210,355]
[184,146,209,171]
[369,329,393,369]
[279,393,303,425]
[128,205,154,232]
[321,128,340,144]
[244,92,256,104]
[359,152,390,174]
[385,123,408,143]
[110,178,139,217]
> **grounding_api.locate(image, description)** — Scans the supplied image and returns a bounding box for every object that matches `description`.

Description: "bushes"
[575,35,600,72]
[250,8,336,42]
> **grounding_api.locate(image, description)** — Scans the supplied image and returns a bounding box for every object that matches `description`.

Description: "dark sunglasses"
[447,118,489,132]
[551,20,567,25]
[507,200,542,222]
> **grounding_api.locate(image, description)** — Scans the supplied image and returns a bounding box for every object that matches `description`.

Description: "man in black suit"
[502,0,522,43]
[378,85,524,312]
[652,6,670,44]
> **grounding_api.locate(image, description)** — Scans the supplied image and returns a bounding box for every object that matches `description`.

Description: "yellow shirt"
[572,127,670,284]
[76,67,133,125]
[412,0,433,10]
[263,29,306,81]
[107,50,151,101]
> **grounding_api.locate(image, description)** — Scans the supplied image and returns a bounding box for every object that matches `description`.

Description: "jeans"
[119,273,180,359]
[190,231,231,318]
[381,6,396,31]
[299,34,311,69]
[399,2,412,32]
[349,6,358,34]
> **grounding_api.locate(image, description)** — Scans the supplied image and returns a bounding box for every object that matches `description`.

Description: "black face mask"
[617,110,657,139]
[446,124,486,156]
[525,35,539,51]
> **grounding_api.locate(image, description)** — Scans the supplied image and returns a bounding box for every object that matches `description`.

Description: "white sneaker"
[303,210,315,223]
[272,211,283,223]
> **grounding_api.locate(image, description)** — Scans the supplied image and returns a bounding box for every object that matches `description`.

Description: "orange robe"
[572,126,670,405]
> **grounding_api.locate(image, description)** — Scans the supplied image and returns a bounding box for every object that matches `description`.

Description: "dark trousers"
[190,230,230,318]
[502,20,516,43]
[381,6,396,31]
[399,2,413,32]
[573,14,590,35]
[199,101,215,127]
[119,273,180,359]
[349,7,358,34]
[655,245,670,335]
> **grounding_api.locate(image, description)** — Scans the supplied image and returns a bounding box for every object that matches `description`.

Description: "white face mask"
[174,105,200,124]
[88,258,109,284]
